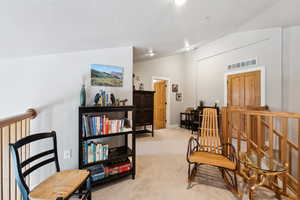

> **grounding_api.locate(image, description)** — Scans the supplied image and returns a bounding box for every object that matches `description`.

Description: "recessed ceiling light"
[174,0,187,7]
[145,49,156,57]
[183,40,196,52]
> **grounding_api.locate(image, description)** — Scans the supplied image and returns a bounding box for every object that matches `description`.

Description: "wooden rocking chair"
[186,108,238,194]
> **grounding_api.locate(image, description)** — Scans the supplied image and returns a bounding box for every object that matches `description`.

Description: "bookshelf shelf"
[91,170,133,186]
[81,129,133,140]
[79,105,135,113]
[79,106,136,187]
[135,129,152,134]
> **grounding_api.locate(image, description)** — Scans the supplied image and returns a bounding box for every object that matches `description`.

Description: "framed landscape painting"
[91,64,124,87]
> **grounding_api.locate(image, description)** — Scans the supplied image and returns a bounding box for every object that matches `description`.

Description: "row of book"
[87,160,132,182]
[83,142,109,164]
[82,115,131,137]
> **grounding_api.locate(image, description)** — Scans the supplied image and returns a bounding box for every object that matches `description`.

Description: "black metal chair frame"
[10,131,92,200]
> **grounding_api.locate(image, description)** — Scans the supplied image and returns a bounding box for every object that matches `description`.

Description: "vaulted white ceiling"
[0,0,295,61]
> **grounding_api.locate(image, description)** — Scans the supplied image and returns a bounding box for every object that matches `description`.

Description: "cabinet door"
[144,94,154,109]
[134,92,154,125]
[134,93,143,125]
[133,93,143,109]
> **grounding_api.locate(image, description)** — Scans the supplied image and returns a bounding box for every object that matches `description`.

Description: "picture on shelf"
[176,92,182,102]
[172,84,178,92]
[91,64,124,87]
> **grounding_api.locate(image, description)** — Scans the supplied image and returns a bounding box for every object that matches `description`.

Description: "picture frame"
[172,84,178,92]
[176,93,182,102]
[91,64,124,87]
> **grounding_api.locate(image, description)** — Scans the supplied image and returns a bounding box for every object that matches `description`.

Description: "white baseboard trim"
[167,124,179,129]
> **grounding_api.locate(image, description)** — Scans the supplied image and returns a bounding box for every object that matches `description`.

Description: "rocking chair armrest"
[186,137,201,162]
[221,143,237,165]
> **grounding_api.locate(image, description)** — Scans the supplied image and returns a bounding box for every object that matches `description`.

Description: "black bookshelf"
[78,106,136,187]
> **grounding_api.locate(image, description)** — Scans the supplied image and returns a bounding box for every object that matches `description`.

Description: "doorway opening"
[152,77,170,130]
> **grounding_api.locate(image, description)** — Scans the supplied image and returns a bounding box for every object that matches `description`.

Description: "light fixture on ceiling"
[183,40,196,52]
[145,49,156,57]
[174,0,187,7]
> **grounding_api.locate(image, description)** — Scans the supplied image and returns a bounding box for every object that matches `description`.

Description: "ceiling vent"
[227,59,257,70]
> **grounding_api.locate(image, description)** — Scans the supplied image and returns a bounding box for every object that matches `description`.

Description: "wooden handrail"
[228,108,300,119]
[0,109,37,128]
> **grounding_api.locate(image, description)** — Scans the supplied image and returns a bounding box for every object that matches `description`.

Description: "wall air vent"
[227,58,257,70]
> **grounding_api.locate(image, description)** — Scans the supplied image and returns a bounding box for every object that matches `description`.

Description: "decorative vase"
[139,83,144,90]
[80,84,86,106]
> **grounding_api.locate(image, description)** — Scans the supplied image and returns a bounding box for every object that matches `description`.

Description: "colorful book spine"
[96,117,100,135]
[99,144,103,160]
[103,144,108,160]
[93,117,97,136]
[105,118,109,134]
[83,142,88,164]
[100,116,103,135]
[88,144,93,163]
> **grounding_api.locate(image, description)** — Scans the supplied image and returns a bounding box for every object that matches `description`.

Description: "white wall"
[182,52,198,108]
[0,46,133,186]
[283,26,300,113]
[184,28,282,110]
[133,54,185,126]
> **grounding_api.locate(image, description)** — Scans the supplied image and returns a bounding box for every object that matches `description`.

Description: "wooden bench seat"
[188,151,236,170]
[29,169,90,200]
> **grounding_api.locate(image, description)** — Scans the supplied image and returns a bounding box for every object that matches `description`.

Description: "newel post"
[221,107,229,144]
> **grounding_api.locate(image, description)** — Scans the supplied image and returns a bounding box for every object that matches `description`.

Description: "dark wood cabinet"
[133,90,155,137]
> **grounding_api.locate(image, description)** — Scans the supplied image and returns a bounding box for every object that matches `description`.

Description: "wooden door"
[228,71,261,108]
[154,80,166,129]
[227,71,261,138]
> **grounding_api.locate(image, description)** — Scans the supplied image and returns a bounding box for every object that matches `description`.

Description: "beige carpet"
[92,128,288,200]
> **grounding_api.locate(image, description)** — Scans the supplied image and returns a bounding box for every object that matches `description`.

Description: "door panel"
[154,80,166,129]
[244,71,261,106]
[228,74,245,108]
[227,71,261,139]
